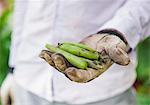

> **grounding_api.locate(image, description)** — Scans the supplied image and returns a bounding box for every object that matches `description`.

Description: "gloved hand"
[0,74,14,105]
[40,31,130,83]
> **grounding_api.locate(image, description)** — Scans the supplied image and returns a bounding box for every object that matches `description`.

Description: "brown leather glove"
[40,32,130,83]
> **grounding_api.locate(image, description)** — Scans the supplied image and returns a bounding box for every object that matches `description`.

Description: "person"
[1,0,150,105]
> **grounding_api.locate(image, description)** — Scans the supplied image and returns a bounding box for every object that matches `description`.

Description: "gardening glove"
[0,74,14,105]
[40,29,130,83]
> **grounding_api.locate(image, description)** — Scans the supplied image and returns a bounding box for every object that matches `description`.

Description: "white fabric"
[8,76,136,105]
[9,0,150,104]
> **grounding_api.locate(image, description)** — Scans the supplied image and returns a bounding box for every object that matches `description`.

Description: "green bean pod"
[58,43,100,60]
[46,44,88,69]
[81,58,103,70]
[62,42,95,52]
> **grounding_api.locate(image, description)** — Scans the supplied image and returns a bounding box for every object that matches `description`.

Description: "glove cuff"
[97,28,132,53]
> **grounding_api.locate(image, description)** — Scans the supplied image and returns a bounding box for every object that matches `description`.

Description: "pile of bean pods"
[46,42,102,70]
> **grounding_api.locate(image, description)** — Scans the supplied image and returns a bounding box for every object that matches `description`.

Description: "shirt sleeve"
[100,0,150,49]
[9,0,28,67]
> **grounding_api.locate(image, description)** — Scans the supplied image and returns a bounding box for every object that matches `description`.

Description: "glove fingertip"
[51,53,68,72]
[108,47,130,66]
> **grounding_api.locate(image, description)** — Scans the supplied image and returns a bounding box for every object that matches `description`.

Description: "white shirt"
[10,0,150,104]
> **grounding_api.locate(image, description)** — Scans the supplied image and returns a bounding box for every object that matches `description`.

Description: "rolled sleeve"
[100,0,150,49]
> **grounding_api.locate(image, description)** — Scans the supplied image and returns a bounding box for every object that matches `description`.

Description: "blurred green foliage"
[0,9,12,87]
[0,1,13,104]
[136,37,150,81]
[136,37,150,94]
[136,93,150,105]
[136,37,150,105]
